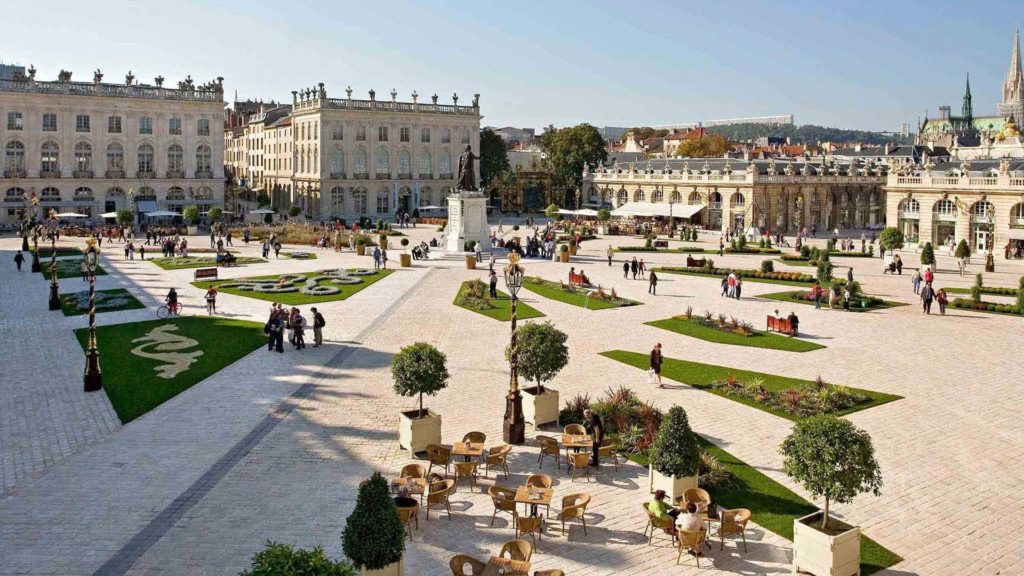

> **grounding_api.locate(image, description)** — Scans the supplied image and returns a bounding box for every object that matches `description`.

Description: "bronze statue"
[456,145,478,191]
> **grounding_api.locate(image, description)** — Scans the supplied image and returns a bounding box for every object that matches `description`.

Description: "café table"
[451,441,485,462]
[390,476,427,504]
[513,485,553,518]
[481,556,531,576]
[561,433,592,457]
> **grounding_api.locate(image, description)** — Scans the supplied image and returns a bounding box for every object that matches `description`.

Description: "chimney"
[884,143,891,155]
[854,143,862,152]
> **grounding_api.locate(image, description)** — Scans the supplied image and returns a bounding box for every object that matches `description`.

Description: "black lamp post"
[502,252,526,444]
[31,234,41,273]
[83,240,102,392]
[47,229,60,311]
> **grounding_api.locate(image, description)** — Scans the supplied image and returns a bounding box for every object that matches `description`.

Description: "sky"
[2,0,1021,132]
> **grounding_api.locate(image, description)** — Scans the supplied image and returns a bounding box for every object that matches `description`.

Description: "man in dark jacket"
[584,409,604,467]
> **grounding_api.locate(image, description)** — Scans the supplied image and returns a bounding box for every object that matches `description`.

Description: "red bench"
[569,272,588,287]
[686,256,707,267]
[766,315,796,336]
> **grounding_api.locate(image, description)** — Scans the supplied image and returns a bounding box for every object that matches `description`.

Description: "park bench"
[218,253,238,267]
[653,240,669,249]
[766,315,796,336]
[569,272,589,287]
[194,267,219,281]
[686,256,707,268]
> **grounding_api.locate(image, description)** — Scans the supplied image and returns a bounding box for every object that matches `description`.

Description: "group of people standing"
[264,303,325,352]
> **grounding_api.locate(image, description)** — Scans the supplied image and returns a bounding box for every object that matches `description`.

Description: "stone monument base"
[445,189,491,253]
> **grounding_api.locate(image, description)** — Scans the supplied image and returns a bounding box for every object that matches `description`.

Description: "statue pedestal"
[446,190,490,253]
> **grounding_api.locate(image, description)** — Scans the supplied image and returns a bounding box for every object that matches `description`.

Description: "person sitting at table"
[648,490,679,534]
[676,500,703,532]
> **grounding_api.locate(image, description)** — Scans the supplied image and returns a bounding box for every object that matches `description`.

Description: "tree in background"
[115,209,134,228]
[479,128,510,187]
[494,169,521,212]
[182,206,200,225]
[256,192,271,208]
[207,207,223,223]
[878,227,904,253]
[624,127,670,141]
[540,123,607,192]
[288,205,301,218]
[674,134,731,158]
[545,204,560,219]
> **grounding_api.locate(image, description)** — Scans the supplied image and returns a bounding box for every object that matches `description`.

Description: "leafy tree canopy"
[878,227,904,252]
[505,321,569,393]
[392,342,450,415]
[675,134,730,158]
[479,128,510,187]
[540,124,607,190]
[242,542,355,576]
[115,209,134,227]
[182,206,200,224]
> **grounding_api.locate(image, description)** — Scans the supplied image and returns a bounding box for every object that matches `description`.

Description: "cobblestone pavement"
[1,228,1023,575]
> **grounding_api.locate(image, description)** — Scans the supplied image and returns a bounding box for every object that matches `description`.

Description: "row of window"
[325,186,449,214]
[900,198,1010,219]
[4,141,212,175]
[298,147,454,176]
[4,185,214,200]
[5,112,210,136]
[321,124,469,144]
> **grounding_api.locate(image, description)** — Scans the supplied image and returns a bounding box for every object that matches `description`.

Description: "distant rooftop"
[0,66,224,102]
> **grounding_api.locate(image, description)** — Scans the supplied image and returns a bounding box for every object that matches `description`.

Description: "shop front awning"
[1008,228,1024,240]
[137,200,158,213]
[611,202,705,218]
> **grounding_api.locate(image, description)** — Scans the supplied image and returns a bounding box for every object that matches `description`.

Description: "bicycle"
[157,301,181,319]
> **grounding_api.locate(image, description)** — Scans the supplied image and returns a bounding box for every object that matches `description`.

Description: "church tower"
[962,74,973,126]
[997,29,1024,120]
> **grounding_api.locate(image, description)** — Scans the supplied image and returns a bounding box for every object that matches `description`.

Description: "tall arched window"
[74,186,93,199]
[330,186,344,214]
[420,186,432,206]
[299,146,306,173]
[353,187,367,213]
[41,141,59,173]
[106,143,124,172]
[74,143,92,173]
[899,198,920,214]
[167,144,184,174]
[376,187,390,213]
[651,190,664,203]
[5,141,25,173]
[633,189,645,202]
[670,191,681,203]
[709,191,723,207]
[330,149,345,176]
[419,150,432,176]
[688,191,701,204]
[730,192,745,207]
[375,147,390,175]
[5,187,26,201]
[40,186,60,201]
[166,186,185,200]
[1012,203,1024,225]
[972,201,993,220]
[137,144,154,174]
[194,186,212,199]
[399,150,411,175]
[354,148,367,175]
[617,189,628,205]
[934,199,956,217]
[461,129,470,144]
[196,144,212,174]
[439,151,452,175]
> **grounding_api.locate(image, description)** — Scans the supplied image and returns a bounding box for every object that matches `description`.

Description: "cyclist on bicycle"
[166,288,179,316]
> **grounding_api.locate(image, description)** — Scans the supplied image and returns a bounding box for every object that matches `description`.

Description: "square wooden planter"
[465,255,476,269]
[793,511,861,576]
[400,253,411,267]
[399,409,441,456]
[521,386,559,427]
[356,244,366,256]
[648,464,697,502]
[559,251,570,263]
[362,559,403,576]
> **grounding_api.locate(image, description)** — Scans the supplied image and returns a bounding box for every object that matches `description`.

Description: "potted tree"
[559,244,570,263]
[512,224,521,246]
[288,205,302,220]
[464,241,477,269]
[342,472,406,576]
[355,235,368,256]
[379,233,389,250]
[920,241,935,268]
[507,321,567,427]
[878,226,903,257]
[182,206,200,235]
[649,406,700,500]
[207,207,223,226]
[596,209,611,235]
[242,542,355,576]
[393,342,448,455]
[399,238,411,267]
[954,238,971,261]
[782,415,882,576]
[568,239,578,256]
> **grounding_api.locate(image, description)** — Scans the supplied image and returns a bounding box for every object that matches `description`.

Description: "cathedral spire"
[962,73,973,122]
[998,29,1024,120]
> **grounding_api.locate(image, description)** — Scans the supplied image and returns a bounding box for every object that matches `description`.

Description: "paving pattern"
[1,227,1023,575]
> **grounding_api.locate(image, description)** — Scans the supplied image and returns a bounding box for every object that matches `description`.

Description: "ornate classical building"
[0,65,225,224]
[884,159,1024,255]
[582,158,887,233]
[226,85,481,220]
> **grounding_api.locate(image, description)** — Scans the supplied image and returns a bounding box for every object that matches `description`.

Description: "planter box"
[793,512,860,576]
[362,559,403,576]
[187,226,198,235]
[356,244,366,256]
[559,251,570,263]
[522,386,559,427]
[399,409,441,456]
[598,225,608,235]
[380,237,389,249]
[400,253,411,267]
[648,464,697,502]
[569,245,578,255]
[465,255,476,269]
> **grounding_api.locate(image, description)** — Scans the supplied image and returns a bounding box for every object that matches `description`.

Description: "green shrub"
[651,406,700,478]
[342,472,405,571]
[760,259,775,273]
[1018,277,1024,314]
[955,239,971,259]
[506,321,568,394]
[288,205,302,218]
[920,242,935,266]
[597,209,611,221]
[182,206,200,224]
[800,245,811,258]
[878,227,904,253]
[241,542,355,576]
[560,244,569,253]
[391,342,449,416]
[644,237,653,249]
[971,273,983,304]
[816,252,833,283]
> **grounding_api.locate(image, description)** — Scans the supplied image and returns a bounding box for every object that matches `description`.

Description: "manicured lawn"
[600,350,900,420]
[282,251,318,260]
[74,316,265,423]
[31,246,84,259]
[655,267,820,288]
[520,277,640,310]
[622,438,901,575]
[193,269,392,306]
[39,259,107,280]
[759,290,905,313]
[60,288,145,316]
[453,281,544,321]
[776,258,815,267]
[615,246,713,253]
[151,256,266,270]
[646,317,825,352]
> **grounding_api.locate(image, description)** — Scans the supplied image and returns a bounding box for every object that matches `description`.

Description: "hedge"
[950,298,1023,316]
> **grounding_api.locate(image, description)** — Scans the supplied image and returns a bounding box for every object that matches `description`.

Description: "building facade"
[583,158,887,233]
[0,67,225,224]
[227,85,481,220]
[884,159,1024,255]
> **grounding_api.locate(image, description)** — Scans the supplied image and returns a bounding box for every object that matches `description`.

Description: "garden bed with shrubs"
[647,309,824,352]
[951,298,1024,315]
[194,269,391,305]
[453,279,544,321]
[759,286,901,312]
[657,264,824,286]
[521,276,639,309]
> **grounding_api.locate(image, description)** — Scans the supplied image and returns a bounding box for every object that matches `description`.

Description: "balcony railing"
[166,170,185,179]
[73,195,94,202]
[3,169,26,178]
[73,170,94,179]
[398,172,413,180]
[195,170,213,179]
[40,170,61,178]
[708,202,722,210]
[105,170,125,179]
[137,171,156,179]
[352,172,369,179]
[330,172,346,179]
[439,173,453,180]
[418,174,433,180]
[375,172,391,179]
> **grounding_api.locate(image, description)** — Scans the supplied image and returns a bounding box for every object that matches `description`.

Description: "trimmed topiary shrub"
[955,239,971,260]
[816,251,833,283]
[1018,276,1024,315]
[342,472,405,572]
[391,342,449,417]
[920,242,935,266]
[760,259,775,273]
[971,273,983,304]
[650,406,700,478]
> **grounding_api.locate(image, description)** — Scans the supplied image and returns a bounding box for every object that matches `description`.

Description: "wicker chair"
[514,511,543,548]
[425,479,456,520]
[642,503,677,546]
[426,444,452,478]
[499,538,534,562]
[449,554,486,576]
[715,508,751,551]
[534,571,565,576]
[400,463,426,479]
[463,431,486,444]
[597,443,620,470]
[677,529,708,567]
[485,444,512,479]
[563,423,586,436]
[567,452,591,482]
[526,473,553,489]
[536,435,561,470]
[683,487,711,511]
[559,493,591,535]
[488,486,518,527]
[453,461,479,492]
[396,503,419,538]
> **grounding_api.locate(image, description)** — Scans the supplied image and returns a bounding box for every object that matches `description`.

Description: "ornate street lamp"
[47,219,60,311]
[502,252,526,444]
[83,238,103,392]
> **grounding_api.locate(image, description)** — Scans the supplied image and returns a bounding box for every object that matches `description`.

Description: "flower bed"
[615,245,710,253]
[193,269,392,305]
[658,265,820,284]
[760,289,901,312]
[951,298,1023,315]
[452,280,544,321]
[724,246,782,254]
[39,259,108,280]
[521,276,639,309]
[648,313,825,352]
[59,288,145,316]
[712,375,867,418]
[150,256,265,270]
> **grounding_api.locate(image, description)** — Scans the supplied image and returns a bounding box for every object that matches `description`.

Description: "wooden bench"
[194,267,218,281]
[569,272,588,287]
[686,256,707,267]
[653,240,669,249]
[218,253,238,268]
[766,315,796,336]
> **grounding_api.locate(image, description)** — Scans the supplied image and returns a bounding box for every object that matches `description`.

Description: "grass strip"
[646,317,824,352]
[759,290,905,313]
[520,277,640,310]
[60,288,145,316]
[193,269,392,305]
[453,281,544,321]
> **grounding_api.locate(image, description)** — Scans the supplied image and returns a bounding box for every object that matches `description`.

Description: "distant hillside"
[709,123,912,145]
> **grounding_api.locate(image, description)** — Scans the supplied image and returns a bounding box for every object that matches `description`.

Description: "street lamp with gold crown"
[502,251,526,444]
[83,237,103,392]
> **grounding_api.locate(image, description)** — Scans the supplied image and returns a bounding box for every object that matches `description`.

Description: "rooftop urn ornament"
[472,93,480,107]
[346,85,353,99]
[369,88,375,101]
[184,75,193,89]
[126,71,135,86]
[1000,158,1011,175]
[768,158,777,174]
[960,159,971,174]
[318,82,325,98]
[58,70,72,83]
[155,75,164,87]
[390,88,397,101]
[612,159,619,172]
[28,64,37,79]
[452,92,459,105]
[721,160,732,175]
[746,161,756,174]
[701,160,711,174]
[784,163,794,176]
[663,160,671,174]
[411,90,418,103]
[645,159,652,173]
[431,93,438,104]
[93,69,103,84]
[682,161,690,174]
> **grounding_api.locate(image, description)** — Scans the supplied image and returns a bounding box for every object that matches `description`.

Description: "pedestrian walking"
[488,269,498,299]
[623,261,629,278]
[607,245,614,266]
[381,248,388,269]
[311,307,325,347]
[936,288,948,315]
[139,245,146,260]
[630,257,638,280]
[638,258,646,279]
[721,274,729,297]
[273,241,281,258]
[373,246,382,270]
[266,312,284,353]
[843,286,851,311]
[584,409,604,467]
[650,343,664,388]
[912,270,922,294]
[205,286,217,315]
[648,270,658,295]
[920,283,934,315]
[262,240,271,259]
[812,281,823,309]
[734,276,743,299]
[847,266,854,285]
[13,250,24,271]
